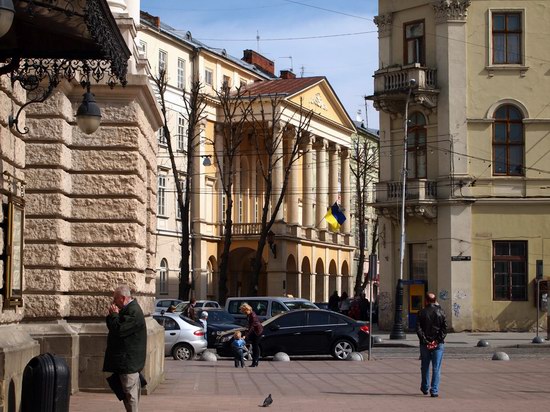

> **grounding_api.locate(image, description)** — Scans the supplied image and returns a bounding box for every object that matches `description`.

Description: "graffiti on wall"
[438,290,449,301]
[453,302,461,317]
[454,290,467,300]
[379,292,392,311]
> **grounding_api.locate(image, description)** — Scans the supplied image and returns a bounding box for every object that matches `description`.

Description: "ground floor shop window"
[493,241,527,301]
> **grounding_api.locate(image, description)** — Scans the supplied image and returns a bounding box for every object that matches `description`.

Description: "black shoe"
[430,393,439,398]
[421,389,429,395]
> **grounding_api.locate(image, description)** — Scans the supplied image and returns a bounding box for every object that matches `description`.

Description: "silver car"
[153,313,207,360]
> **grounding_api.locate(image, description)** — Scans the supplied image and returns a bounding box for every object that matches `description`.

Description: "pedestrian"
[240,303,263,367]
[416,292,448,398]
[103,285,147,412]
[166,304,177,313]
[199,311,208,341]
[339,291,351,316]
[183,298,197,321]
[328,290,340,312]
[232,330,246,368]
[359,293,370,321]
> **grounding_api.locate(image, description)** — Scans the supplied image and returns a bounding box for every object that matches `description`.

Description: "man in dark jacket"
[416,292,447,398]
[103,285,147,411]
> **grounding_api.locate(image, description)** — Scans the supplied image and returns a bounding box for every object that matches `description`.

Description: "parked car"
[155,298,184,311]
[225,296,318,326]
[193,307,242,348]
[314,302,329,310]
[153,312,207,360]
[173,300,221,313]
[215,309,370,360]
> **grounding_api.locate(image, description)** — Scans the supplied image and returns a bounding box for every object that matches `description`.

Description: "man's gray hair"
[115,285,132,297]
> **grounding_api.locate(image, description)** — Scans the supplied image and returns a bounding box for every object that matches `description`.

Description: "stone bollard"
[200,351,218,362]
[492,351,510,361]
[273,352,290,362]
[373,336,383,344]
[477,339,490,347]
[346,352,364,361]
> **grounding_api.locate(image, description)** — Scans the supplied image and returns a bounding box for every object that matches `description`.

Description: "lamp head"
[76,92,102,134]
[0,0,15,39]
[408,78,417,87]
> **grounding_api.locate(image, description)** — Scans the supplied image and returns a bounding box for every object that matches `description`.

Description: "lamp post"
[0,0,14,38]
[389,78,416,340]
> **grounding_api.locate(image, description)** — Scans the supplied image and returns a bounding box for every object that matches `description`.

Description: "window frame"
[158,127,167,146]
[487,9,527,75]
[491,11,522,65]
[177,116,186,152]
[2,197,24,308]
[406,112,427,179]
[177,58,186,89]
[158,49,167,75]
[158,174,167,217]
[492,104,524,176]
[403,19,425,66]
[493,241,528,301]
[204,68,213,86]
[159,258,168,295]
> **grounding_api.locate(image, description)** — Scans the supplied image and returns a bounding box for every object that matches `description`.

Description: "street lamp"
[76,85,102,135]
[0,0,14,39]
[389,78,416,340]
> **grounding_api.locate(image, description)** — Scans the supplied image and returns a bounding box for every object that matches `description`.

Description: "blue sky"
[140,0,380,129]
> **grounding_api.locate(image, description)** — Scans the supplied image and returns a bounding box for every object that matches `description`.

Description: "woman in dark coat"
[240,303,264,367]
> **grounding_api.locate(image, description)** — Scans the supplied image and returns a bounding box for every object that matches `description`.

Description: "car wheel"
[331,339,355,360]
[172,343,194,361]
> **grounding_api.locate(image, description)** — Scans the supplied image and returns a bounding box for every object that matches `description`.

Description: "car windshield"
[174,302,188,312]
[206,311,235,323]
[178,315,202,328]
[284,301,318,310]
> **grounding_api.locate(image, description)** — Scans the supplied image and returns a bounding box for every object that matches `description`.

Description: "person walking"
[103,285,147,412]
[199,311,208,342]
[339,291,351,316]
[184,298,197,321]
[232,330,246,368]
[240,303,263,367]
[416,292,447,398]
[328,291,340,312]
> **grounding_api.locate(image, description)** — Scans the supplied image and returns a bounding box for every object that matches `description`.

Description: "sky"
[139,0,380,129]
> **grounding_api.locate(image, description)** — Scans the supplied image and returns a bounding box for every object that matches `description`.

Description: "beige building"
[139,14,357,303]
[0,1,164,409]
[371,0,550,332]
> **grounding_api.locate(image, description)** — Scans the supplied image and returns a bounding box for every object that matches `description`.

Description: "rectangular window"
[3,199,24,307]
[159,50,167,75]
[177,116,186,152]
[158,127,167,146]
[492,12,522,64]
[409,243,428,282]
[206,181,214,223]
[222,75,231,89]
[404,20,425,65]
[204,68,213,86]
[493,241,527,301]
[138,40,147,58]
[158,174,166,216]
[177,58,185,89]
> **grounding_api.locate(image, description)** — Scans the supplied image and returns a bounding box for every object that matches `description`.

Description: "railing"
[373,64,437,94]
[219,222,262,235]
[376,179,438,202]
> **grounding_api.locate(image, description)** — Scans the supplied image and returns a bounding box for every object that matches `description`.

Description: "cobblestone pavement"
[71,353,550,412]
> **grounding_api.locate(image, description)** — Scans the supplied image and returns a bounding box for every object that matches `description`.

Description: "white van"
[225,296,318,326]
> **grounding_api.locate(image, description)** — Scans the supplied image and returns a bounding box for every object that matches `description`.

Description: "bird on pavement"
[262,394,273,407]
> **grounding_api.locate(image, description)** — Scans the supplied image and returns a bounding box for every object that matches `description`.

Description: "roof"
[241,77,325,97]
[353,120,379,138]
[140,13,274,80]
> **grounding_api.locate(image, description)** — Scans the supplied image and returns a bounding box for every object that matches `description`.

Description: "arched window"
[159,259,168,295]
[407,112,427,179]
[493,105,524,176]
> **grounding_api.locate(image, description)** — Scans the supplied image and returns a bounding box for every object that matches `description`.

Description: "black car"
[215,309,370,360]
[194,308,242,348]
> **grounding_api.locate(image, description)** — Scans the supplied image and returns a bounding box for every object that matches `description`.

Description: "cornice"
[432,0,471,24]
[373,13,393,38]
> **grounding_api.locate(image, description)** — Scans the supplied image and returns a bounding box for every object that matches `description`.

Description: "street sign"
[451,256,471,261]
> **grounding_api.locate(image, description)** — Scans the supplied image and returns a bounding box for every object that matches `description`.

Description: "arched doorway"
[328,259,337,296]
[227,247,266,296]
[341,260,350,296]
[315,258,325,303]
[207,256,218,300]
[286,255,298,297]
[301,257,311,300]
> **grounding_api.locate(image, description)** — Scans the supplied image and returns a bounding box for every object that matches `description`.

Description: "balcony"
[368,64,439,115]
[375,179,438,221]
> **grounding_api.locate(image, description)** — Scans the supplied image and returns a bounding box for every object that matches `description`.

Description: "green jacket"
[103,299,147,374]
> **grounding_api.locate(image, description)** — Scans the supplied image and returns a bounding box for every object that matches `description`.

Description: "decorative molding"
[373,13,393,37]
[432,0,471,23]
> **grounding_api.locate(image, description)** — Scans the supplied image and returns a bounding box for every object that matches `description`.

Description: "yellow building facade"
[139,15,357,303]
[372,0,550,332]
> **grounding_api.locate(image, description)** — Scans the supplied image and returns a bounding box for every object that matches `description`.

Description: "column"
[272,123,284,221]
[250,153,257,222]
[341,148,351,233]
[234,156,241,223]
[302,135,314,227]
[328,143,339,206]
[288,131,300,225]
[315,138,328,230]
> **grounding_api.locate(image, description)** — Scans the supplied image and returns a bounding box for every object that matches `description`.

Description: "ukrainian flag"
[324,202,346,231]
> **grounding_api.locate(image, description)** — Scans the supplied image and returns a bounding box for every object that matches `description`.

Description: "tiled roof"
[241,77,326,97]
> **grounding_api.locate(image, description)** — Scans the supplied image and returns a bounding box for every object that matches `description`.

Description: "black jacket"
[416,304,447,345]
[103,299,147,374]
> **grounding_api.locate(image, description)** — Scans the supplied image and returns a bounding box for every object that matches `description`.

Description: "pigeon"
[262,394,273,407]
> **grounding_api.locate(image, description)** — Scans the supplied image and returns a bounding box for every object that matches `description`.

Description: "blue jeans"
[420,343,444,395]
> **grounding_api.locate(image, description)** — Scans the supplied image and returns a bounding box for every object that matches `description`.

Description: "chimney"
[141,11,161,29]
[242,49,275,76]
[280,70,296,79]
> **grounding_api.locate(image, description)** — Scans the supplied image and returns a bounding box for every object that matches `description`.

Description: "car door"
[262,311,307,355]
[153,315,180,355]
[301,311,334,354]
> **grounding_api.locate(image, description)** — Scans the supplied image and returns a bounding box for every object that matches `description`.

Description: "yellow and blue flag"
[324,202,346,231]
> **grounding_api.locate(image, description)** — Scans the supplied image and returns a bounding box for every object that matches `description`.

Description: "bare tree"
[351,133,379,296]
[152,70,208,300]
[210,85,256,303]
[248,96,313,296]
